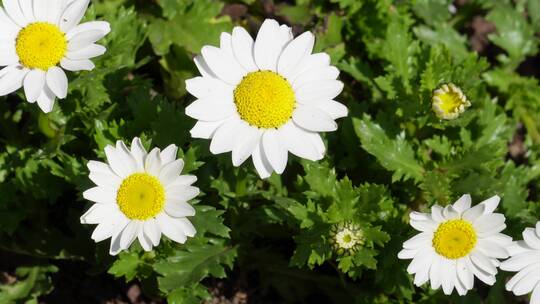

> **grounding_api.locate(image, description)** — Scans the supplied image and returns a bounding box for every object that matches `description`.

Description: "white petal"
[0,48,18,66]
[470,251,497,275]
[109,216,130,255]
[66,21,110,40]
[219,32,233,55]
[452,194,471,213]
[160,144,178,166]
[431,206,445,223]
[462,204,485,222]
[156,213,187,244]
[507,264,540,295]
[166,185,199,201]
[210,119,243,154]
[46,66,68,99]
[68,30,106,50]
[440,259,455,295]
[80,203,116,224]
[144,148,162,177]
[143,219,161,246]
[104,143,136,178]
[165,200,196,218]
[480,195,500,214]
[292,106,337,132]
[305,131,325,156]
[397,248,418,259]
[89,170,121,189]
[523,227,540,250]
[442,205,459,220]
[201,46,245,85]
[476,239,509,259]
[67,43,106,60]
[137,230,152,251]
[287,53,331,82]
[185,98,236,122]
[315,100,348,120]
[402,232,431,249]
[91,217,117,242]
[36,85,56,113]
[429,256,442,289]
[0,66,26,96]
[254,19,282,71]
[194,55,216,78]
[501,251,540,272]
[33,0,50,21]
[82,186,116,204]
[130,137,146,171]
[87,160,112,174]
[60,58,95,71]
[43,0,65,24]
[278,122,322,161]
[406,247,433,274]
[159,159,184,186]
[119,221,140,250]
[232,122,262,167]
[177,218,196,237]
[409,218,438,232]
[474,213,506,234]
[59,0,90,32]
[185,76,232,100]
[190,120,226,139]
[278,31,314,77]
[251,142,272,178]
[261,129,288,174]
[231,26,258,72]
[4,0,28,27]
[467,255,495,285]
[23,69,45,102]
[532,284,540,304]
[0,7,20,35]
[19,0,34,22]
[295,80,344,104]
[167,175,197,187]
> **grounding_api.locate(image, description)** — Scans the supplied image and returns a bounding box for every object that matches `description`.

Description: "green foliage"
[1,0,540,303]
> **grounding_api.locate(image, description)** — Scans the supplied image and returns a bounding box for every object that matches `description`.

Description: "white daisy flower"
[0,0,110,112]
[432,83,471,120]
[80,138,199,255]
[398,194,512,295]
[185,19,347,178]
[500,222,540,303]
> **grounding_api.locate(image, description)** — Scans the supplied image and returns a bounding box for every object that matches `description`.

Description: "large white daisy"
[500,222,540,303]
[185,19,347,178]
[80,138,199,255]
[398,194,512,295]
[0,0,110,112]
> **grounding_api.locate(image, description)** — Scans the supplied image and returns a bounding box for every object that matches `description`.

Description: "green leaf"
[108,251,141,281]
[353,116,424,182]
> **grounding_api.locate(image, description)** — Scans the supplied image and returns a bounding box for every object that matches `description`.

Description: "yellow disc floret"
[432,219,477,259]
[16,22,67,70]
[432,83,471,120]
[117,173,165,220]
[234,71,296,129]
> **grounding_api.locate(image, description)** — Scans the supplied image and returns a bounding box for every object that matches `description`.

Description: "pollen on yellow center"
[432,219,477,259]
[116,173,165,220]
[234,70,296,129]
[16,22,67,70]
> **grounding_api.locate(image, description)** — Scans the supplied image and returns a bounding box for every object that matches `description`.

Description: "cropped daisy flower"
[185,19,347,178]
[0,0,110,112]
[432,83,471,120]
[330,221,364,256]
[398,194,512,295]
[501,223,540,303]
[80,138,199,255]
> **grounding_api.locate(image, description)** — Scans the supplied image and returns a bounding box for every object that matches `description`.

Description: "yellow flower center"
[432,83,470,120]
[116,173,165,220]
[16,22,67,70]
[432,219,477,259]
[234,71,296,129]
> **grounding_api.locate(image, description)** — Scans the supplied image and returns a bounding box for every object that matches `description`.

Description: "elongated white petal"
[165,201,196,218]
[278,31,314,77]
[251,142,272,178]
[66,21,110,40]
[59,0,90,32]
[82,186,116,204]
[23,69,45,102]
[254,19,281,71]
[0,66,27,96]
[160,144,178,166]
[292,106,337,132]
[452,194,471,213]
[231,26,258,72]
[36,85,56,112]
[67,44,106,60]
[46,66,68,99]
[201,46,245,85]
[4,0,28,27]
[60,58,95,71]
[262,129,287,174]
